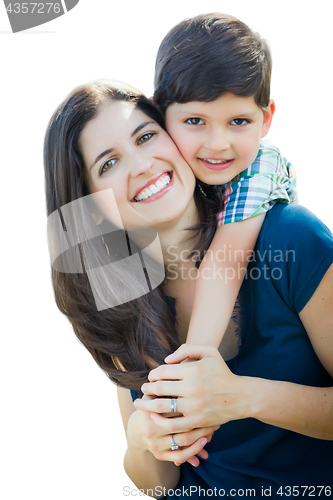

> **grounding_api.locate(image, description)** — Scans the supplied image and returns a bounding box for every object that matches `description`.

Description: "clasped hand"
[134,344,251,466]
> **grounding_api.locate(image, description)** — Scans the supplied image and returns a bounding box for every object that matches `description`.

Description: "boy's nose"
[205,129,230,152]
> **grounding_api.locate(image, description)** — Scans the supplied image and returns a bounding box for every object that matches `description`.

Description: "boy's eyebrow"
[89,121,155,170]
[172,105,260,119]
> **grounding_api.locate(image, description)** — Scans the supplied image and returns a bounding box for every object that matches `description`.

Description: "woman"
[45,80,333,499]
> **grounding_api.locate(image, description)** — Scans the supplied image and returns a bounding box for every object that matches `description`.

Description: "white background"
[1,1,332,499]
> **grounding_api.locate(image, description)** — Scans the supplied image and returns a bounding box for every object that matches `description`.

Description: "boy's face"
[165,93,275,185]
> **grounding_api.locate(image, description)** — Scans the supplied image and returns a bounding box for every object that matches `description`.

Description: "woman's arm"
[136,265,333,441]
[253,262,333,439]
[119,387,180,495]
[137,345,333,442]
[118,387,218,495]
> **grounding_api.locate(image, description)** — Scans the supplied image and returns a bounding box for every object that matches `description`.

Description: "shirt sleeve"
[260,203,333,313]
[217,141,297,226]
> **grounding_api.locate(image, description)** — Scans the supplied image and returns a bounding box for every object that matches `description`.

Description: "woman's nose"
[130,152,154,177]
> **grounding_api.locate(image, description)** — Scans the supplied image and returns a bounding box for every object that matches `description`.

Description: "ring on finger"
[170,435,179,451]
[170,398,177,413]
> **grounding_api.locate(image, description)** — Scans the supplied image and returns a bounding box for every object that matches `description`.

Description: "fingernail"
[141,384,146,391]
[165,353,175,361]
[200,438,207,446]
[213,425,220,430]
[133,400,139,407]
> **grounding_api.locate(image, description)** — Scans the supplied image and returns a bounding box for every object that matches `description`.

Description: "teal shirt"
[132,204,333,499]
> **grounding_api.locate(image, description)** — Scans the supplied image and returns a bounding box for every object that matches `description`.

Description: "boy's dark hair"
[154,13,272,114]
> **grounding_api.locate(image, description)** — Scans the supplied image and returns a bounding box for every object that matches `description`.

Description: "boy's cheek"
[165,119,199,168]
[166,125,191,157]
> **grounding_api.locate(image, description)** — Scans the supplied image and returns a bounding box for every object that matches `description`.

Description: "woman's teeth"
[134,173,171,201]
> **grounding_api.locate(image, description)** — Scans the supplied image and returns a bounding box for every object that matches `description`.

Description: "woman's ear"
[261,99,275,138]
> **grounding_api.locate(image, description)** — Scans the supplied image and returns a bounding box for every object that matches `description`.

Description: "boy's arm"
[187,214,265,348]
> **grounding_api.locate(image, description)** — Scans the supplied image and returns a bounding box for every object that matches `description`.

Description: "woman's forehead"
[89,100,139,133]
[80,101,146,163]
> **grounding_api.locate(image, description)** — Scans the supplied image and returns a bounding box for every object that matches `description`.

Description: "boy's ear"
[261,99,275,138]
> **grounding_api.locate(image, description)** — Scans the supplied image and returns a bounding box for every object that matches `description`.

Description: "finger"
[134,396,183,414]
[205,431,218,443]
[175,449,208,467]
[166,426,219,450]
[164,344,218,364]
[141,380,184,397]
[150,412,199,433]
[197,448,209,459]
[174,456,200,467]
[186,456,200,467]
[148,363,192,383]
[141,394,154,401]
[163,437,207,465]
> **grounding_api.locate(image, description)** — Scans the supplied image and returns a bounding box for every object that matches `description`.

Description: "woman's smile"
[133,171,173,202]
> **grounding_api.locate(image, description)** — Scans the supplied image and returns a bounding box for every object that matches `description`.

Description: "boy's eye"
[138,132,155,144]
[230,118,249,126]
[185,118,205,126]
[100,158,117,175]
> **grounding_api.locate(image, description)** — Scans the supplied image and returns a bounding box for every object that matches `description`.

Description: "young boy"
[154,13,297,349]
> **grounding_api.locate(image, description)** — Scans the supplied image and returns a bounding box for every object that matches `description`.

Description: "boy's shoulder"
[258,138,282,157]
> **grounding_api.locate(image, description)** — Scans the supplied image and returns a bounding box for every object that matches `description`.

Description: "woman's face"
[81,100,196,229]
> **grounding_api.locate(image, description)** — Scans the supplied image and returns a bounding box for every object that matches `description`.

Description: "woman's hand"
[134,345,255,433]
[129,395,219,467]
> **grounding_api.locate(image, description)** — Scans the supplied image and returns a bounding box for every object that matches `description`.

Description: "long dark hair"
[154,13,272,114]
[44,80,219,389]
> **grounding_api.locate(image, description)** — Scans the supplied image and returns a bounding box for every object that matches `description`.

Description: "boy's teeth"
[135,173,171,201]
[204,159,229,164]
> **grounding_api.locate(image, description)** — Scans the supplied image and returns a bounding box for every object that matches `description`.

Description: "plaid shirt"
[217,139,297,226]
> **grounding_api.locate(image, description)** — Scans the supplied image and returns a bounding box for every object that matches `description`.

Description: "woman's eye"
[100,158,117,175]
[230,118,249,126]
[137,132,155,144]
[185,118,205,125]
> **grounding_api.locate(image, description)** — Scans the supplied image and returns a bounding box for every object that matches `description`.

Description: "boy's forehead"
[167,94,263,118]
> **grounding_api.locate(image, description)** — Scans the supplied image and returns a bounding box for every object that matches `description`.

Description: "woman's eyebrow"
[90,147,114,171]
[131,121,154,137]
[90,121,155,171]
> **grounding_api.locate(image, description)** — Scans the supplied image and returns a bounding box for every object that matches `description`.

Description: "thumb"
[164,344,217,364]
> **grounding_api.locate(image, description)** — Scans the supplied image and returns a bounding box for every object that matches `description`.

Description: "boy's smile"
[165,93,275,185]
[199,158,234,171]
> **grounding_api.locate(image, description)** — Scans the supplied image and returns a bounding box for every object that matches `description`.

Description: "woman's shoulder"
[257,203,333,313]
[261,203,333,248]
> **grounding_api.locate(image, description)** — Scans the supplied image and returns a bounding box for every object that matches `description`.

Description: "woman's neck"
[156,197,199,284]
